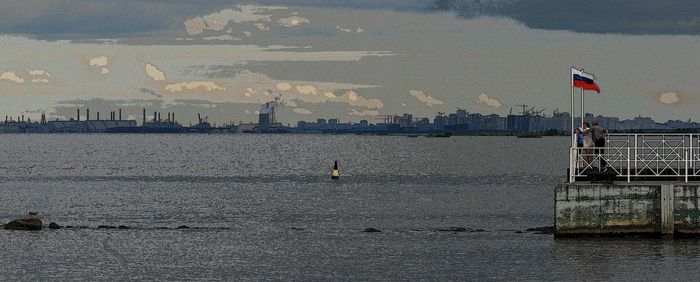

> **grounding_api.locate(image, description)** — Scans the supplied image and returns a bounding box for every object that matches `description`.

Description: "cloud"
[276,82,292,91]
[323,92,337,99]
[476,92,502,108]
[138,88,163,98]
[184,5,287,35]
[348,109,380,117]
[145,63,166,81]
[337,26,353,33]
[88,56,109,74]
[89,56,108,67]
[254,23,269,31]
[429,0,700,35]
[28,68,51,77]
[341,90,383,109]
[409,90,444,107]
[296,84,317,95]
[26,67,52,83]
[0,71,24,84]
[293,107,312,115]
[165,81,227,92]
[2,0,700,38]
[243,31,252,36]
[277,16,309,27]
[337,26,366,34]
[202,35,240,41]
[659,91,680,104]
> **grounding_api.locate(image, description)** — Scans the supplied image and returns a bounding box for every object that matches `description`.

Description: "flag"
[572,68,600,93]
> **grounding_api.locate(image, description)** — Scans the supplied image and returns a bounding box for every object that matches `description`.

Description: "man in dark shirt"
[590,121,607,169]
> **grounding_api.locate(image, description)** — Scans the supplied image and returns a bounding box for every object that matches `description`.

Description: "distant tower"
[258,97,280,129]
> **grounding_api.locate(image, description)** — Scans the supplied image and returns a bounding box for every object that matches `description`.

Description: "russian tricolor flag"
[572,68,600,93]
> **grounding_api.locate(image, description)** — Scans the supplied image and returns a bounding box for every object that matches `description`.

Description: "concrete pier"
[555,182,700,237]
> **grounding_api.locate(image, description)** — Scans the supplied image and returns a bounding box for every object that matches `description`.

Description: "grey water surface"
[0,134,697,281]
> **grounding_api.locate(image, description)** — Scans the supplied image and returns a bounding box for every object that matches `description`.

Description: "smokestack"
[172,112,174,122]
[143,109,146,126]
[119,109,122,120]
[97,112,100,120]
[158,112,161,122]
[86,109,90,120]
[154,112,157,122]
[21,115,24,122]
[77,109,80,121]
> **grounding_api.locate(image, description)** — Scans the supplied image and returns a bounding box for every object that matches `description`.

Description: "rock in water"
[363,227,381,233]
[525,226,555,234]
[4,216,43,231]
[176,225,190,229]
[436,227,467,232]
[48,222,61,229]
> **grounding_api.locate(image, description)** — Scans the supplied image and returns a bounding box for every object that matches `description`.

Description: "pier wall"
[555,183,700,237]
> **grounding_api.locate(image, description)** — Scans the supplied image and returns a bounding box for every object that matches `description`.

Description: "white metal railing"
[569,133,700,183]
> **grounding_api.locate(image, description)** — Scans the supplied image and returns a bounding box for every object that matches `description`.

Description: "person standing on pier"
[575,127,584,147]
[590,121,607,169]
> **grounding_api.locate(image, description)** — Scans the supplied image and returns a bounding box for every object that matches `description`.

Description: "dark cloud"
[430,0,700,35]
[1,0,699,38]
[138,88,163,98]
[0,0,424,39]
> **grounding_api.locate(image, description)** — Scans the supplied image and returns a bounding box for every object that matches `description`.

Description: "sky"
[1,0,700,124]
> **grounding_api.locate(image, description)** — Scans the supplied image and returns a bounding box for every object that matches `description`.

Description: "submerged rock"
[98,225,117,229]
[525,226,555,234]
[176,225,190,229]
[363,227,381,233]
[436,227,467,232]
[48,222,61,229]
[4,215,42,231]
[117,225,130,230]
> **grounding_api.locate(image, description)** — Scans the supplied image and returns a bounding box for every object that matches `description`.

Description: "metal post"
[570,148,575,183]
[685,149,689,183]
[634,134,638,175]
[691,134,694,169]
[627,147,631,183]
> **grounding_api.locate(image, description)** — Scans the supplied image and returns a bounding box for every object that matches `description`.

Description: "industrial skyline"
[3,101,697,134]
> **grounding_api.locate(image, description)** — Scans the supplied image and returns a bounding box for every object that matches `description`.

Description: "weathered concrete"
[556,183,700,237]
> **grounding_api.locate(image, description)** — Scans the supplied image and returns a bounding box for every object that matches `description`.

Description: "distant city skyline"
[1,1,699,124]
[3,104,696,135]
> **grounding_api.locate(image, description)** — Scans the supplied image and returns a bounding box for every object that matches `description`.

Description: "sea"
[0,134,699,281]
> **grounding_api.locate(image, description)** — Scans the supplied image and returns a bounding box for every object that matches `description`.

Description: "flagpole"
[571,67,575,149]
[581,87,584,128]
